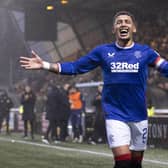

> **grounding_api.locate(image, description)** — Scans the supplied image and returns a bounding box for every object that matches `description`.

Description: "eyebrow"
[115,18,132,23]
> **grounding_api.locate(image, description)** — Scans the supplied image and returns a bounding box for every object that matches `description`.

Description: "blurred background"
[0,0,168,146]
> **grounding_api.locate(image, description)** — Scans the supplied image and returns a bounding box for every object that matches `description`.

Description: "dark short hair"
[113,11,136,25]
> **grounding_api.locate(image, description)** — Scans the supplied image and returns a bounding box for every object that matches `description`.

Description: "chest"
[102,49,148,73]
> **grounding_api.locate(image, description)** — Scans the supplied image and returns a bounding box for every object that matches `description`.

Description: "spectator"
[0,90,13,134]
[42,85,63,144]
[21,85,36,140]
[89,85,106,144]
[59,85,70,141]
[34,89,46,134]
[68,86,83,143]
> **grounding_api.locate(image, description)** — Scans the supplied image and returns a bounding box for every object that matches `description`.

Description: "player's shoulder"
[134,43,159,58]
[134,43,152,51]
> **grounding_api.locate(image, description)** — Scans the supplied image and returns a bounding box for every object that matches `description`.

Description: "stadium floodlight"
[60,0,68,5]
[46,5,54,11]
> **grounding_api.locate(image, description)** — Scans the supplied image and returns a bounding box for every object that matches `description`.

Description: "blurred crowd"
[9,82,105,144]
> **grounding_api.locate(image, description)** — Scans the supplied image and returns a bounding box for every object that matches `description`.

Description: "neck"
[115,41,134,49]
[116,39,134,48]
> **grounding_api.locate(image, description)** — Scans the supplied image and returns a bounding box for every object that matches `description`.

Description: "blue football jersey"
[59,42,168,121]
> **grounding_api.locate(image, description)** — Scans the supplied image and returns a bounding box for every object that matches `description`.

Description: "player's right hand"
[20,50,43,70]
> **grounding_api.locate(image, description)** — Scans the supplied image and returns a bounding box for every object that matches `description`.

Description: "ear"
[112,26,115,34]
[133,24,137,33]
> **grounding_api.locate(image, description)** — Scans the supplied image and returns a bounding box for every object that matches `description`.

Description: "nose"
[120,20,126,26]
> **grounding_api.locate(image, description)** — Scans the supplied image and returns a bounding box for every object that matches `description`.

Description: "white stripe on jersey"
[155,57,165,68]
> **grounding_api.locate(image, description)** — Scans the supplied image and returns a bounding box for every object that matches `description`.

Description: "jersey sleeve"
[147,48,160,65]
[59,46,102,75]
[156,58,168,77]
[148,48,168,77]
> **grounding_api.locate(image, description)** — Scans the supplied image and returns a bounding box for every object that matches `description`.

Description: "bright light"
[61,0,68,5]
[46,5,54,11]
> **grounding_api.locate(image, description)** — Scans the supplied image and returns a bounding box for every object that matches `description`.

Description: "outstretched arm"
[20,50,59,73]
[20,46,101,75]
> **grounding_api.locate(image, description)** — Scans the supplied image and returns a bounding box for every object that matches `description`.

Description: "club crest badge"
[134,51,142,59]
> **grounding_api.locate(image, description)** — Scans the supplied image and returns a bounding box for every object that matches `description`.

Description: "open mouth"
[119,28,129,37]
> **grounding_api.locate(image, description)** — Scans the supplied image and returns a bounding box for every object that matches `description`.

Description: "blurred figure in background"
[21,85,36,140]
[42,85,63,144]
[68,86,83,143]
[89,85,106,144]
[34,89,47,134]
[0,90,13,134]
[59,84,70,141]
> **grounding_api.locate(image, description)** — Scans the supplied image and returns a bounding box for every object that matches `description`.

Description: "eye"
[125,19,131,24]
[115,20,122,25]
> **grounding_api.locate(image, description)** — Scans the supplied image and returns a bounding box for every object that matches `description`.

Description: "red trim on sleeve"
[154,56,161,65]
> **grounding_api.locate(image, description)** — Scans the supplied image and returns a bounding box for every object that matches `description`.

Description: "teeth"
[120,29,128,33]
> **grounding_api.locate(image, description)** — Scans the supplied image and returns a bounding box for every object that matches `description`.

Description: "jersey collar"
[115,42,135,49]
